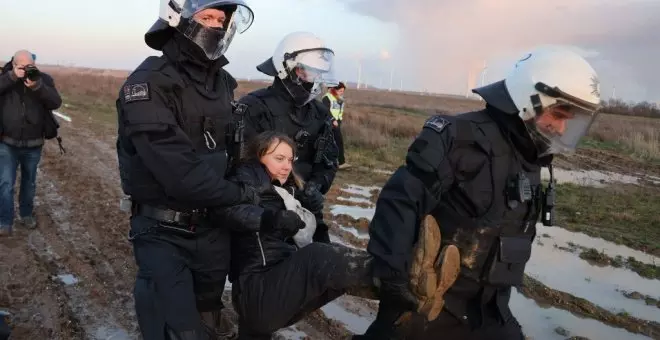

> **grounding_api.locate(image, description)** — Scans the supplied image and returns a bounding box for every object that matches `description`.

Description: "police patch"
[123,83,150,103]
[423,115,450,134]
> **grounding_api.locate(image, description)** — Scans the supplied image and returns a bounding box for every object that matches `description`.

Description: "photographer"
[0,50,62,236]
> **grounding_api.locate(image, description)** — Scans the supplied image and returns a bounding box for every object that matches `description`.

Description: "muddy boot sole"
[409,215,442,300]
[419,244,460,321]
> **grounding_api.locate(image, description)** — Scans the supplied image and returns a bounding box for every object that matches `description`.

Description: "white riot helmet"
[256,31,338,106]
[145,0,254,60]
[473,46,601,157]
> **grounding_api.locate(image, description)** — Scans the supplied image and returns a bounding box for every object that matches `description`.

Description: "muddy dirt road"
[0,109,363,339]
[1,111,659,340]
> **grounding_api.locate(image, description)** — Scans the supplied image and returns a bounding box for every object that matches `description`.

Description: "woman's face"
[260,140,294,184]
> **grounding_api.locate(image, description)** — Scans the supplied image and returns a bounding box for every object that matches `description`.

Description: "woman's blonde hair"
[243,131,305,189]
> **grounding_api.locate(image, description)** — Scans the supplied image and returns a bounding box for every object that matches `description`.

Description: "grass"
[555,183,660,256]
[587,113,660,163]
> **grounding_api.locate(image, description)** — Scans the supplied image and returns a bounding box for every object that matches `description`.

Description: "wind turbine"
[480,60,488,87]
[389,68,394,92]
[357,60,362,89]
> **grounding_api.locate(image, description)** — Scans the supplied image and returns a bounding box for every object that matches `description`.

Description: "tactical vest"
[241,89,333,180]
[323,92,344,120]
[117,56,235,205]
[432,110,543,324]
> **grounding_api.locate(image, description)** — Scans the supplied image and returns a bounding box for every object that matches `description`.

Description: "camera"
[23,65,41,81]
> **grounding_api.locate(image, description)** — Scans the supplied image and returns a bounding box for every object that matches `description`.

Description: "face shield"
[282,48,337,106]
[176,0,254,60]
[525,82,600,157]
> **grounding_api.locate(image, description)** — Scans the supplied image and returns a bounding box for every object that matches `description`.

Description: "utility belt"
[122,198,207,234]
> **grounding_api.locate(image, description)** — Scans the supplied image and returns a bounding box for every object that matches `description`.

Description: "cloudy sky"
[1,0,657,102]
[340,0,660,102]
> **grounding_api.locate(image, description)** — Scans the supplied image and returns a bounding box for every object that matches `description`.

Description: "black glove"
[378,277,418,312]
[312,221,330,243]
[260,209,305,235]
[298,182,324,213]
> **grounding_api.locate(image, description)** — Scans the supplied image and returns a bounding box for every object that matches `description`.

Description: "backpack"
[43,111,65,154]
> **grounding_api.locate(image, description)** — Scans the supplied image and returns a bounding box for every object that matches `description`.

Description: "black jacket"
[0,65,62,146]
[237,79,338,194]
[367,106,546,327]
[116,34,253,212]
[217,161,299,281]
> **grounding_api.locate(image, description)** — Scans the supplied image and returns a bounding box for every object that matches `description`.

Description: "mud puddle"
[330,205,376,220]
[340,184,380,199]
[275,326,309,339]
[540,226,660,266]
[329,184,378,221]
[338,226,369,240]
[511,290,652,340]
[330,233,361,250]
[541,168,660,187]
[320,296,376,334]
[527,229,660,323]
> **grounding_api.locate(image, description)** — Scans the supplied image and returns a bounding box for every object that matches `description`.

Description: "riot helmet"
[473,46,601,157]
[257,31,338,107]
[145,0,254,60]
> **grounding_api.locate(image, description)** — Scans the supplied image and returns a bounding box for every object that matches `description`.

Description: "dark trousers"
[333,121,345,165]
[129,215,230,339]
[232,243,374,339]
[0,143,42,228]
[0,312,9,340]
[357,302,524,340]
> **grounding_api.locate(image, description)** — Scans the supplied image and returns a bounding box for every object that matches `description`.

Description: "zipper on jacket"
[255,232,266,266]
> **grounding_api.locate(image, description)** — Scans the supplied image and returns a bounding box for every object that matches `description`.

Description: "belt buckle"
[186,209,202,233]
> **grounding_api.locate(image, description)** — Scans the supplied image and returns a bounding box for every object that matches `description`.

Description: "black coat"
[0,64,62,144]
[217,161,300,281]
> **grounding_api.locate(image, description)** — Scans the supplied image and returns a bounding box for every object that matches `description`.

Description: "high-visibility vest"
[323,92,344,120]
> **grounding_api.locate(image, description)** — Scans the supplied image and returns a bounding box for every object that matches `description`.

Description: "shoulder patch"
[423,115,450,134]
[123,83,150,103]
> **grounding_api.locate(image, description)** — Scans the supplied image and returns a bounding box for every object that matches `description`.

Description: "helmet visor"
[178,1,253,59]
[288,48,337,86]
[525,102,599,156]
[282,48,337,106]
[181,0,254,33]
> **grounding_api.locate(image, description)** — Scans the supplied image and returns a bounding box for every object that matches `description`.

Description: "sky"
[1,0,658,102]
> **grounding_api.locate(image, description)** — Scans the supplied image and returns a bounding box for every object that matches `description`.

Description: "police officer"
[355,47,602,339]
[115,1,266,339]
[322,82,349,169]
[233,31,339,243]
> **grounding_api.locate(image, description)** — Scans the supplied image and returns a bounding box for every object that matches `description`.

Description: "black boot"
[354,302,411,339]
[200,310,237,339]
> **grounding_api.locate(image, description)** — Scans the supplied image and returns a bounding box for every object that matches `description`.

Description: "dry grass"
[587,113,660,161]
[43,65,659,166]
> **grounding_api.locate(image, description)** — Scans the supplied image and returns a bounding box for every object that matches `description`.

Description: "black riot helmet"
[145,0,254,60]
